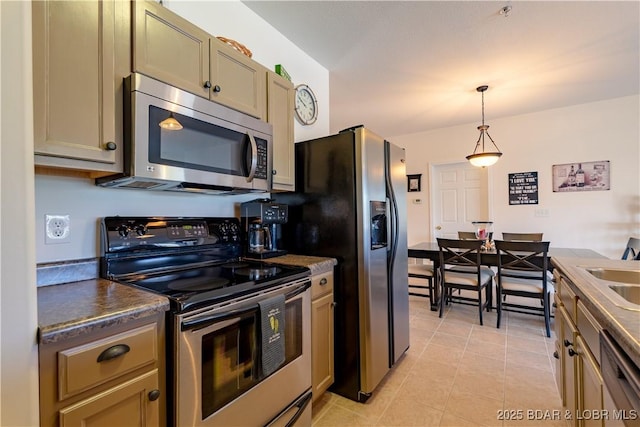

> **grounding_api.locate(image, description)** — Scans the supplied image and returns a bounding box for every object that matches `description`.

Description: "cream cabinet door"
[33,0,127,170]
[311,273,334,402]
[267,71,295,190]
[133,0,210,98]
[577,336,605,427]
[561,306,580,427]
[210,39,266,119]
[59,370,160,427]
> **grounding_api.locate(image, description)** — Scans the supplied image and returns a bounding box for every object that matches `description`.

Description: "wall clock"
[294,84,318,125]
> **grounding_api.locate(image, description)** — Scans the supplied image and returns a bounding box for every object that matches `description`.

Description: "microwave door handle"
[246,132,258,182]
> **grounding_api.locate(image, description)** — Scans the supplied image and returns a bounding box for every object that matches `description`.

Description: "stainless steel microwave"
[96,73,273,195]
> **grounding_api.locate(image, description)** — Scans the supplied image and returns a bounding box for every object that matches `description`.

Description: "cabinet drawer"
[559,277,578,322]
[58,323,158,400]
[311,274,333,300]
[577,300,602,366]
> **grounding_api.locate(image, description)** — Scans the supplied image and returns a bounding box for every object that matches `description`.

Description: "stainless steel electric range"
[101,216,312,427]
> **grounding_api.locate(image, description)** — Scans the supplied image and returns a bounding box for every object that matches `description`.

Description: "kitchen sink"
[584,268,640,284]
[579,267,640,310]
[608,284,640,306]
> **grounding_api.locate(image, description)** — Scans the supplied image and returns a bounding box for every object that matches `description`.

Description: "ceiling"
[243,1,639,137]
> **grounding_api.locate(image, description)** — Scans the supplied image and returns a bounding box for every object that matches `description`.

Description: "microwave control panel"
[255,139,268,179]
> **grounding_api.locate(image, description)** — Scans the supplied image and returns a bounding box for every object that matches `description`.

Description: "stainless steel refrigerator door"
[386,141,410,364]
[354,128,390,396]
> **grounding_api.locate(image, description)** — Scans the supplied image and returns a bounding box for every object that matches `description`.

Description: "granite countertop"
[551,257,640,366]
[38,279,169,345]
[263,254,337,276]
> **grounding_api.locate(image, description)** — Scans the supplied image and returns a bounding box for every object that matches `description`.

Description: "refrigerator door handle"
[384,144,399,266]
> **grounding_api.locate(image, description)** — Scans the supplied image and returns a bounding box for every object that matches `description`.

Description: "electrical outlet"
[45,214,70,244]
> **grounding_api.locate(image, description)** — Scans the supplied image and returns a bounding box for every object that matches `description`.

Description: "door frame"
[427,160,493,242]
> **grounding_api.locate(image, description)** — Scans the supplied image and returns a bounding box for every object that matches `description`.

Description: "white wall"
[393,95,640,259]
[35,0,330,264]
[1,1,40,425]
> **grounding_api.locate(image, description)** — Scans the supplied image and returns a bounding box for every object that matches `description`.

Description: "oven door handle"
[181,280,311,332]
[182,304,256,331]
[265,391,312,427]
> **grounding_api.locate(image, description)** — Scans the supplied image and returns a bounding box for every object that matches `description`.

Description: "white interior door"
[430,162,489,239]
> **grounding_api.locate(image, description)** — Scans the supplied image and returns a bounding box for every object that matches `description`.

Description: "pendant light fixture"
[159,112,183,131]
[466,85,502,167]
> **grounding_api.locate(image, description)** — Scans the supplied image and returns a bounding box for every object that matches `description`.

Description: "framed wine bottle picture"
[552,161,610,192]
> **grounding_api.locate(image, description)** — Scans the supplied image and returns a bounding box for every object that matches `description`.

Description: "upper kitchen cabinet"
[267,71,295,191]
[132,0,209,99]
[32,0,130,176]
[133,0,266,120]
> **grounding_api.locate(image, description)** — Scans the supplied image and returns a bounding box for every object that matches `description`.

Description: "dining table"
[407,241,607,310]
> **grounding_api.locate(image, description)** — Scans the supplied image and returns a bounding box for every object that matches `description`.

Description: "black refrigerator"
[274,126,410,402]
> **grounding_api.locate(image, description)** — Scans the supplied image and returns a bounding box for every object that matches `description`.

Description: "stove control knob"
[229,223,239,237]
[117,225,130,237]
[134,224,147,236]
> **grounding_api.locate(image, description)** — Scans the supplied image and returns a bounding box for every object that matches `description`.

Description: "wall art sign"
[508,171,538,205]
[407,174,421,192]
[552,160,610,192]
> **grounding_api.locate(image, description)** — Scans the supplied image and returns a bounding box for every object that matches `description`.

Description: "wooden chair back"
[437,238,483,273]
[495,240,550,280]
[622,237,640,260]
[457,231,478,240]
[501,232,543,241]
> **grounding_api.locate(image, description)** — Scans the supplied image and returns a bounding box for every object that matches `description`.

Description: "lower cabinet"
[58,370,159,427]
[311,271,335,402]
[39,314,165,427]
[554,275,607,427]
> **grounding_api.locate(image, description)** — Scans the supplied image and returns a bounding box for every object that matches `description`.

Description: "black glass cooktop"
[121,259,309,312]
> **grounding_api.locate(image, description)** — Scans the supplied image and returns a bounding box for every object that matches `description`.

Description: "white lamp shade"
[466,152,502,167]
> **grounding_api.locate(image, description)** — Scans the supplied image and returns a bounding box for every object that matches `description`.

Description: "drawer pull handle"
[319,278,328,285]
[97,344,130,363]
[148,389,161,402]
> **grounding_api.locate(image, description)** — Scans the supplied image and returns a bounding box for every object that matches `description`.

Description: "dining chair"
[502,232,543,241]
[500,232,552,280]
[436,238,494,325]
[408,259,435,308]
[622,237,640,260]
[458,231,478,240]
[495,239,552,337]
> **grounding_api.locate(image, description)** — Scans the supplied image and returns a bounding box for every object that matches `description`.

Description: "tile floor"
[311,293,569,426]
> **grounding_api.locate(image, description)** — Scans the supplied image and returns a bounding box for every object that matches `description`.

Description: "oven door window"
[148,106,267,178]
[200,298,303,419]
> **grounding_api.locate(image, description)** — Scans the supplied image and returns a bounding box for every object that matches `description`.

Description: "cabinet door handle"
[97,344,130,363]
[319,278,328,286]
[203,81,212,89]
[563,339,573,348]
[104,141,117,151]
[213,85,221,93]
[148,389,161,401]
[553,351,559,359]
[568,348,577,357]
[331,302,337,308]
